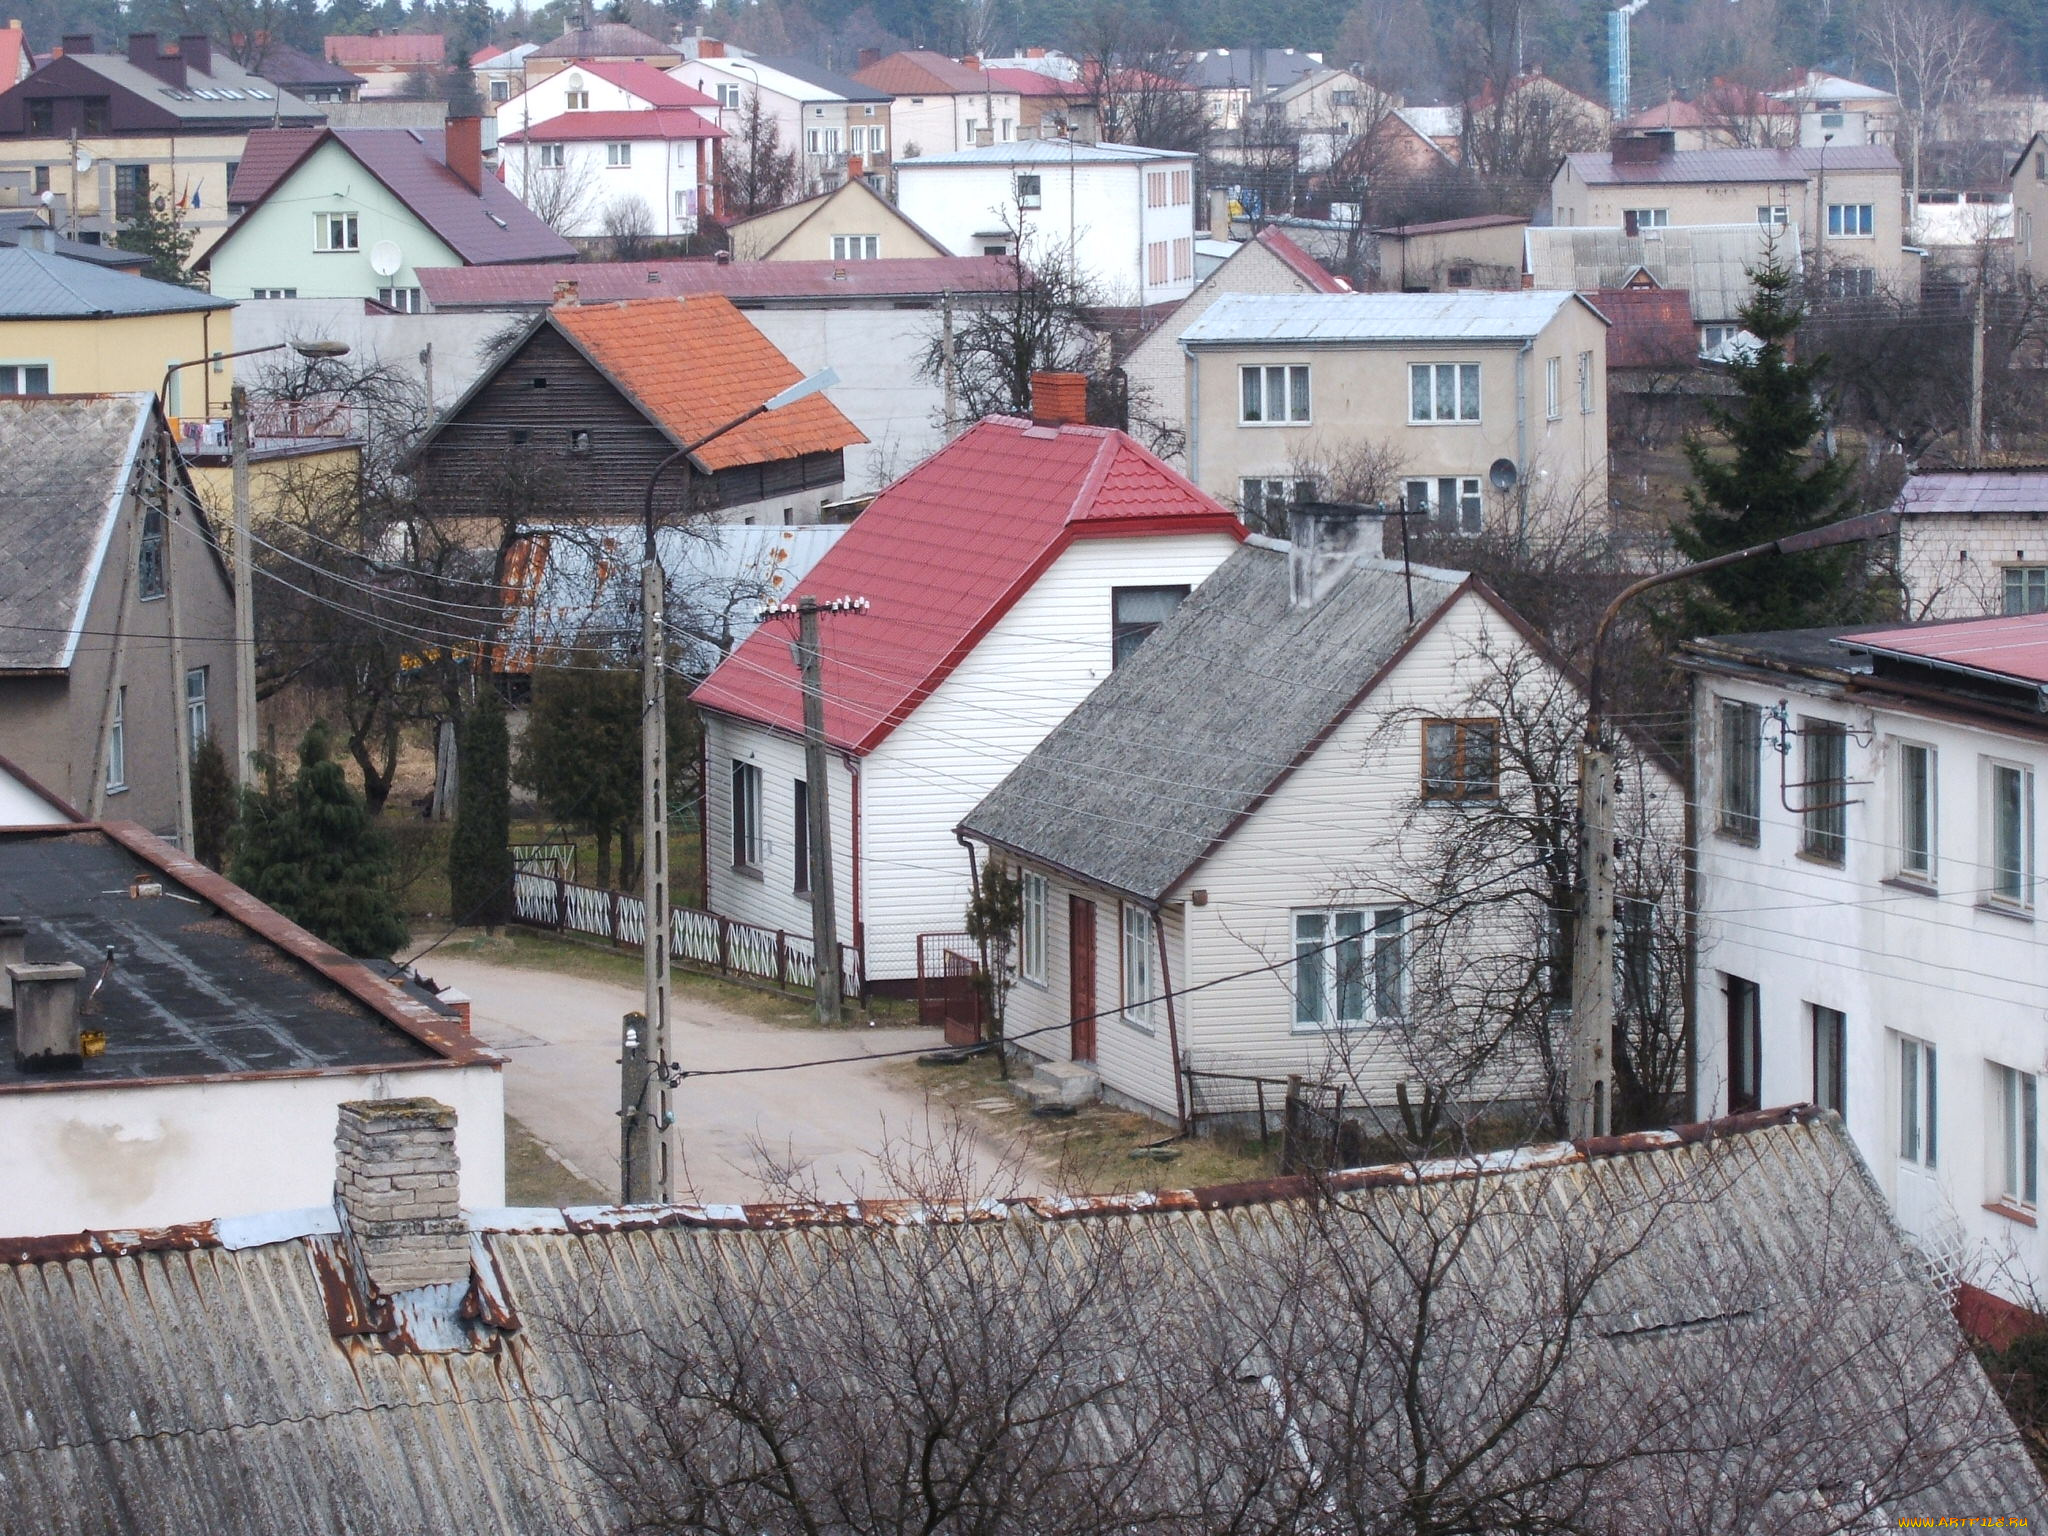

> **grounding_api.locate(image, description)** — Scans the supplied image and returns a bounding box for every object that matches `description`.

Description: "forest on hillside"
[17,0,2047,110]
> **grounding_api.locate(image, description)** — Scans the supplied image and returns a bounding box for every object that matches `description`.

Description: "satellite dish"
[73,148,93,172]
[369,240,403,278]
[1488,457,1519,494]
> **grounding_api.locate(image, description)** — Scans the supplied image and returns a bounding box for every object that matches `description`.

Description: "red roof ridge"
[1253,225,1346,293]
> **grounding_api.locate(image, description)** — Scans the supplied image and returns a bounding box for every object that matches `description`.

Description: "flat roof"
[1845,613,2048,688]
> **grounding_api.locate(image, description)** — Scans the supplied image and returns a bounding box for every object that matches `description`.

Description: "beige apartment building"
[1179,289,1609,542]
[2015,132,2048,285]
[1552,134,1909,299]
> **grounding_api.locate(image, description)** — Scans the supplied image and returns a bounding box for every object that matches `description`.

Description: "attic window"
[509,428,531,444]
[248,87,271,99]
[531,376,549,389]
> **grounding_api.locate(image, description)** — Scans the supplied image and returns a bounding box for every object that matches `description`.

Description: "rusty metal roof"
[0,1107,2035,1529]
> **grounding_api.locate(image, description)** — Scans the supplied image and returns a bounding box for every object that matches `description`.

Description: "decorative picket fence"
[512,871,864,1000]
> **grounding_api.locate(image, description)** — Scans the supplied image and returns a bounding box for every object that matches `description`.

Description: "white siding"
[700,711,857,952]
[1693,668,2048,1299]
[858,530,1239,980]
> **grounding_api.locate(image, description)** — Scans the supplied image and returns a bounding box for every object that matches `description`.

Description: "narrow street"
[424,953,1041,1206]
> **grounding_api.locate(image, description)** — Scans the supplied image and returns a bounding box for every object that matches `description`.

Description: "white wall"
[495,65,667,136]
[1692,668,2048,1300]
[228,299,515,419]
[745,307,948,495]
[0,764,70,824]
[503,135,708,239]
[858,530,1239,981]
[670,62,804,164]
[0,1063,504,1235]
[1898,512,2048,621]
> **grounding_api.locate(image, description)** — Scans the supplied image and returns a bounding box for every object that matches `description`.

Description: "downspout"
[1681,675,1700,1120]
[88,464,142,818]
[1183,343,1200,484]
[847,753,864,961]
[1514,337,1531,547]
[1153,901,1188,1133]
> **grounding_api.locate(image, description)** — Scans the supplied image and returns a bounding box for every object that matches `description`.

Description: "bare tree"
[1064,5,1207,152]
[515,154,603,235]
[716,91,801,218]
[601,194,656,261]
[1860,0,1996,216]
[918,228,1104,422]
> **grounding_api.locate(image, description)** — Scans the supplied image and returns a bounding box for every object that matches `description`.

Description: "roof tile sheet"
[1565,143,1897,185]
[568,59,717,107]
[501,107,723,142]
[1849,612,2048,686]
[549,295,864,471]
[691,417,1242,750]
[324,32,445,66]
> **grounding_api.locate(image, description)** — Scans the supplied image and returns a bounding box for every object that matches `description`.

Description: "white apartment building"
[671,45,894,196]
[1683,614,2048,1302]
[893,140,1198,306]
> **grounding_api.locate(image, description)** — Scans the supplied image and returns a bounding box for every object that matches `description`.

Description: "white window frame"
[1622,206,1669,228]
[1240,364,1310,425]
[1826,202,1874,237]
[376,287,423,313]
[716,82,741,108]
[1121,903,1157,1029]
[0,361,51,393]
[1894,739,1936,885]
[1408,361,1480,423]
[1996,1063,2039,1210]
[564,89,589,110]
[1019,871,1047,985]
[605,141,631,167]
[1402,476,1484,535]
[251,288,297,299]
[1987,759,2035,910]
[1899,1034,1937,1168]
[1756,204,1788,226]
[538,143,566,169]
[831,233,879,261]
[1544,355,1561,419]
[105,686,127,793]
[314,212,359,251]
[731,759,763,870]
[1293,906,1405,1031]
[184,666,207,751]
[1015,171,1041,208]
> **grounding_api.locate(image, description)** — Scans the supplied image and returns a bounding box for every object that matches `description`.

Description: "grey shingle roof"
[0,1107,2034,1529]
[1524,223,1796,325]
[66,48,322,124]
[962,540,1466,900]
[0,392,151,671]
[0,243,232,317]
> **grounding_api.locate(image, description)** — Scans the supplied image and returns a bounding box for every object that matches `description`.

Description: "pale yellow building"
[727,175,948,262]
[2014,132,2048,285]
[1180,289,1610,543]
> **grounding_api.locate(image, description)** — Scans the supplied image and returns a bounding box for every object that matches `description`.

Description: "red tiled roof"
[1593,286,1697,369]
[1252,226,1346,293]
[501,108,723,143]
[1851,613,2048,686]
[0,24,33,84]
[548,296,865,472]
[419,255,1020,307]
[854,50,991,96]
[984,66,1067,97]
[204,127,575,269]
[691,417,1244,752]
[567,59,718,108]
[324,33,445,67]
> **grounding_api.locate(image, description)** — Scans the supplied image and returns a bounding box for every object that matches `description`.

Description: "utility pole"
[230,386,258,786]
[1968,277,1986,468]
[162,425,194,853]
[782,596,868,1025]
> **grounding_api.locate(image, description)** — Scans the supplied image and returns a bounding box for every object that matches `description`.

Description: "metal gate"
[916,932,984,1047]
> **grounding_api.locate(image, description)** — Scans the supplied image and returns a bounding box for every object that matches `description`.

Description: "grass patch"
[894,1052,1280,1195]
[504,1114,611,1207]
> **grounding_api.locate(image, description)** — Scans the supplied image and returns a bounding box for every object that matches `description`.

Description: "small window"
[27,98,51,133]
[717,82,742,108]
[1622,206,1668,231]
[531,376,549,389]
[184,667,208,751]
[315,212,359,251]
[1408,362,1480,423]
[251,288,298,300]
[105,687,127,793]
[1446,264,1473,287]
[1756,204,1788,226]
[508,428,530,445]
[1577,350,1595,413]
[568,429,592,455]
[1111,585,1189,667]
[138,505,166,600]
[792,778,810,894]
[1989,760,2034,908]
[731,760,763,869]
[1813,1004,1846,1115]
[1015,172,1042,208]
[2004,566,2048,615]
[113,163,150,220]
[1998,1064,2039,1209]
[1726,975,1761,1113]
[1895,741,1935,883]
[1019,870,1047,984]
[1239,364,1310,424]
[1121,903,1156,1027]
[1826,203,1874,236]
[565,89,590,110]
[1421,718,1498,800]
[376,287,423,313]
[1293,907,1405,1028]
[1819,111,1845,129]
[0,363,50,393]
[1402,477,1483,535]
[491,78,510,101]
[1544,356,1561,419]
[1719,699,1762,841]
[831,233,879,261]
[606,142,631,167]
[1799,720,1848,863]
[1899,1034,1937,1168]
[1239,478,1317,522]
[539,143,566,169]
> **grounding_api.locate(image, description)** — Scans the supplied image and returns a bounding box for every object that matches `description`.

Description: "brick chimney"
[177,33,212,76]
[334,1098,469,1296]
[846,154,865,181]
[1030,370,1088,427]
[445,116,484,193]
[59,32,91,54]
[126,32,184,87]
[1288,502,1389,608]
[858,47,881,68]
[961,54,979,69]
[552,277,580,306]
[10,961,83,1072]
[699,37,725,57]
[1610,131,1674,164]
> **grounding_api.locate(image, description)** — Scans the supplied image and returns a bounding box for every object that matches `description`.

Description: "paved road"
[426,955,1039,1206]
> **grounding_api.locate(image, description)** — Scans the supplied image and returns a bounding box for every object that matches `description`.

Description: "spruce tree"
[112,182,195,286]
[518,661,640,888]
[189,735,237,871]
[448,686,513,927]
[232,724,409,957]
[1673,258,1864,635]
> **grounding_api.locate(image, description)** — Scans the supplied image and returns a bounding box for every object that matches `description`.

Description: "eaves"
[1678,644,2048,743]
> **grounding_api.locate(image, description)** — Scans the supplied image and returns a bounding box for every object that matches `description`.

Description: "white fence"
[512,871,864,999]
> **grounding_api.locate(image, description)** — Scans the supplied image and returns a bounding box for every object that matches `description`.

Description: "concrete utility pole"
[230,387,258,786]
[1570,510,1899,1139]
[1968,278,1986,468]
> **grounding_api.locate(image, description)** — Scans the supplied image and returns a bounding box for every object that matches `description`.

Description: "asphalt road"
[425,954,1038,1206]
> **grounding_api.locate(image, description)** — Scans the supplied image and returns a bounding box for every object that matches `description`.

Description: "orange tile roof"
[548,295,865,471]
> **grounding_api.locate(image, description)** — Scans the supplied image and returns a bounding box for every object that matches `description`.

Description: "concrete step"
[1030,1058,1100,1107]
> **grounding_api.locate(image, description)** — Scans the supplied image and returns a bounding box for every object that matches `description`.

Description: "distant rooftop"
[898,139,1192,167]
[529,23,671,60]
[1183,289,1602,345]
[0,243,230,317]
[1566,142,1898,186]
[1894,467,2048,516]
[417,254,1019,309]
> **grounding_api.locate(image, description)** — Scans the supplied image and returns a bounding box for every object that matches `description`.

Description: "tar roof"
[753,54,892,101]
[691,415,1243,752]
[1893,467,2048,516]
[1564,143,1898,185]
[0,243,231,317]
[1,1107,2030,1530]
[417,254,1018,307]
[962,540,1467,900]
[899,138,1192,167]
[0,824,485,1089]
[1183,289,1599,346]
[205,127,575,268]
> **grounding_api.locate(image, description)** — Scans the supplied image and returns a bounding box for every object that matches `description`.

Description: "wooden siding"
[414,326,844,524]
[699,710,858,950]
[857,531,1240,982]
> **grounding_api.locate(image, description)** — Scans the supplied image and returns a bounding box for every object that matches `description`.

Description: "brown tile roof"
[225,125,324,204]
[1252,225,1347,291]
[1566,143,1898,185]
[549,296,866,471]
[323,32,445,67]
[1593,286,1698,369]
[854,49,991,96]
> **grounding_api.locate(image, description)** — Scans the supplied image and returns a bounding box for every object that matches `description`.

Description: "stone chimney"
[334,1098,469,1296]
[1287,502,1388,609]
[445,116,484,193]
[0,918,23,1011]
[177,33,211,77]
[1030,370,1088,426]
[552,277,580,306]
[12,222,52,252]
[434,987,472,1029]
[10,961,83,1071]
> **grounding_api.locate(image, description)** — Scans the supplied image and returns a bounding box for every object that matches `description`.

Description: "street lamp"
[1568,509,1899,1140]
[623,366,840,1205]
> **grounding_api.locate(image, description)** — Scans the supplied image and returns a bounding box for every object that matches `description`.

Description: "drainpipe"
[1514,338,1531,546]
[1184,343,1200,483]
[1153,900,1188,1133]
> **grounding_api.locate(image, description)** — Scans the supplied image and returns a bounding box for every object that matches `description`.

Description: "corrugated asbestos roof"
[900,138,1191,166]
[963,541,1466,899]
[0,244,230,317]
[1524,223,1795,324]
[1894,468,2048,516]
[1564,142,1898,185]
[529,23,671,59]
[690,414,1243,752]
[419,254,1019,307]
[0,1109,2033,1531]
[1183,289,1596,346]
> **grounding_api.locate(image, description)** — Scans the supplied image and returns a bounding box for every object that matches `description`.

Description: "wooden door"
[1068,896,1096,1062]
